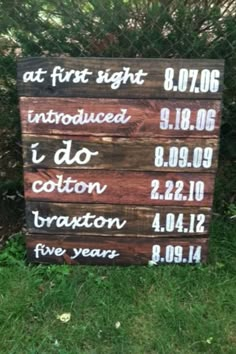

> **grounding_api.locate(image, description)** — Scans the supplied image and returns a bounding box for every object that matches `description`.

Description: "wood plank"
[23,135,218,172]
[20,97,221,137]
[24,169,214,206]
[26,234,208,265]
[17,57,224,99]
[26,201,211,237]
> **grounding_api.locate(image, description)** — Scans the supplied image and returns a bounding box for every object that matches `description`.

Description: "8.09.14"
[151,244,202,264]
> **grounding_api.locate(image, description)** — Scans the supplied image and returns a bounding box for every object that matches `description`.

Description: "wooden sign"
[26,202,211,237]
[17,57,224,265]
[27,235,208,265]
[23,135,218,172]
[20,98,221,137]
[24,169,214,206]
[17,58,224,99]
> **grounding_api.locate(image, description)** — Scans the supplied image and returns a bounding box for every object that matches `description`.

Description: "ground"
[0,218,235,354]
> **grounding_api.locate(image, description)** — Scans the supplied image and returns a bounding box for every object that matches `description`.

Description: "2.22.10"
[151,180,205,201]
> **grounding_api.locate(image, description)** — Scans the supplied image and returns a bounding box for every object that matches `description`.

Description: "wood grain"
[17,57,224,99]
[26,234,208,265]
[23,135,218,172]
[24,169,214,206]
[26,201,211,236]
[18,56,223,266]
[20,97,221,137]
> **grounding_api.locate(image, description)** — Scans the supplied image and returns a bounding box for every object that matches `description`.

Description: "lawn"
[0,217,235,354]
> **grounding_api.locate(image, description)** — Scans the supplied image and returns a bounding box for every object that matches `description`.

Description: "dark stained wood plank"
[22,135,218,172]
[18,56,224,267]
[24,169,214,206]
[20,97,221,137]
[17,57,224,99]
[26,234,208,265]
[26,201,211,237]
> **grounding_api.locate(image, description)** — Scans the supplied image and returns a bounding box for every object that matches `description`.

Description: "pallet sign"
[17,57,224,265]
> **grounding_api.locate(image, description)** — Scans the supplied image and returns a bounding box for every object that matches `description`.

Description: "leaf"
[115,321,121,329]
[56,313,71,323]
[54,339,59,347]
[148,260,157,267]
[206,337,213,344]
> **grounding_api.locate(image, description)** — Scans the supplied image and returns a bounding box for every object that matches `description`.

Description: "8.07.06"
[163,68,220,93]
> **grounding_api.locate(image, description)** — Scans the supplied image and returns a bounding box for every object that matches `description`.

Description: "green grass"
[0,218,236,354]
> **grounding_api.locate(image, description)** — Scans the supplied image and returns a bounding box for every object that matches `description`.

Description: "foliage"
[0,232,26,265]
[226,203,236,218]
[213,159,236,214]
